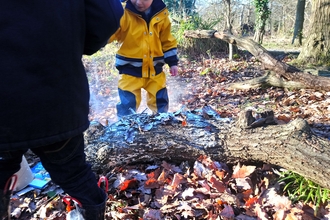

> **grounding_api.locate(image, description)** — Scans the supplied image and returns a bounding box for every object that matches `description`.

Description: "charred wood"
[84,107,330,189]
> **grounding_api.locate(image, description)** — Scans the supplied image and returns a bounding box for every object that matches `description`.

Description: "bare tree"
[292,0,306,45]
[223,0,234,60]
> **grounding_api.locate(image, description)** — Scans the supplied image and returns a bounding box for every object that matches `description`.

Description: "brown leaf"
[289,106,301,113]
[144,178,159,189]
[161,161,182,173]
[157,170,167,183]
[277,115,291,123]
[208,176,226,193]
[171,173,184,190]
[232,164,256,179]
[220,204,235,218]
[215,170,226,180]
[143,209,162,220]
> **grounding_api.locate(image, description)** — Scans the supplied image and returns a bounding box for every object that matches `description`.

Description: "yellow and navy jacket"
[109,0,179,78]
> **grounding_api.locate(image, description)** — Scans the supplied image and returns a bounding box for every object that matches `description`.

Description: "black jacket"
[0,0,123,150]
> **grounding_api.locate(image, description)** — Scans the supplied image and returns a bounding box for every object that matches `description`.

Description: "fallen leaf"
[215,170,226,180]
[171,173,184,190]
[254,203,269,220]
[144,178,159,189]
[245,196,258,207]
[220,204,235,218]
[235,177,252,190]
[232,164,256,178]
[143,209,162,220]
[119,179,138,191]
[277,115,291,123]
[182,187,195,199]
[208,176,226,193]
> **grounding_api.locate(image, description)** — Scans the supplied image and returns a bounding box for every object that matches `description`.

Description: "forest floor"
[9,36,330,220]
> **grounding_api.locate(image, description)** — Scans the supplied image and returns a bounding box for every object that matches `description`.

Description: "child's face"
[131,0,153,12]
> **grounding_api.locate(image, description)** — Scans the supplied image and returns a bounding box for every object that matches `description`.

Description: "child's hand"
[169,66,178,76]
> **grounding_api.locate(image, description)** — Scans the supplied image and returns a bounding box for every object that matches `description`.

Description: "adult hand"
[169,65,178,76]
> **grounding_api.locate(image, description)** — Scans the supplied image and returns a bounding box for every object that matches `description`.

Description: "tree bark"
[84,108,330,189]
[298,0,330,64]
[224,0,234,60]
[183,30,330,92]
[292,0,306,45]
[253,0,270,44]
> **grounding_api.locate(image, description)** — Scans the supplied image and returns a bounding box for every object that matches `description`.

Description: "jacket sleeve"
[84,0,123,55]
[108,27,121,43]
[160,14,179,67]
[108,8,127,44]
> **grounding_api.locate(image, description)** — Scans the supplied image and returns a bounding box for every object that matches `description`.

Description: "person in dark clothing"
[0,1,123,219]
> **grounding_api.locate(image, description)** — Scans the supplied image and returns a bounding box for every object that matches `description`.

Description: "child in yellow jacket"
[109,0,179,117]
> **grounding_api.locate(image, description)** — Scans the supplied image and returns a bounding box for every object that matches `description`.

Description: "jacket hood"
[126,0,166,17]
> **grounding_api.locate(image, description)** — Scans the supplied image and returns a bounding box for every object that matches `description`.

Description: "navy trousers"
[0,134,105,207]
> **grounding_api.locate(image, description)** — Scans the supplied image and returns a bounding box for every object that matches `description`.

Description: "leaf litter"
[11,51,330,219]
[11,156,329,219]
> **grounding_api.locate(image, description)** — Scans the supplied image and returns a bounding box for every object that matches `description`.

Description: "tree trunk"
[84,108,330,189]
[292,0,306,45]
[183,30,330,91]
[224,0,233,60]
[239,4,245,33]
[254,29,265,45]
[298,0,330,64]
[253,0,270,44]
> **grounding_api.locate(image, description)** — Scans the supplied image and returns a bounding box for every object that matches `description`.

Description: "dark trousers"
[0,134,105,207]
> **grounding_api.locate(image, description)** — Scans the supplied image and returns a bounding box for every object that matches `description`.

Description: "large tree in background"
[298,0,330,65]
[292,0,306,45]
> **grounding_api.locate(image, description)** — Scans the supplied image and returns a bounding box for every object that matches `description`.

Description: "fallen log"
[84,107,330,189]
[184,30,330,92]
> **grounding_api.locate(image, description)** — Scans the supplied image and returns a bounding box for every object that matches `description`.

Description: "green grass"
[278,170,330,215]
